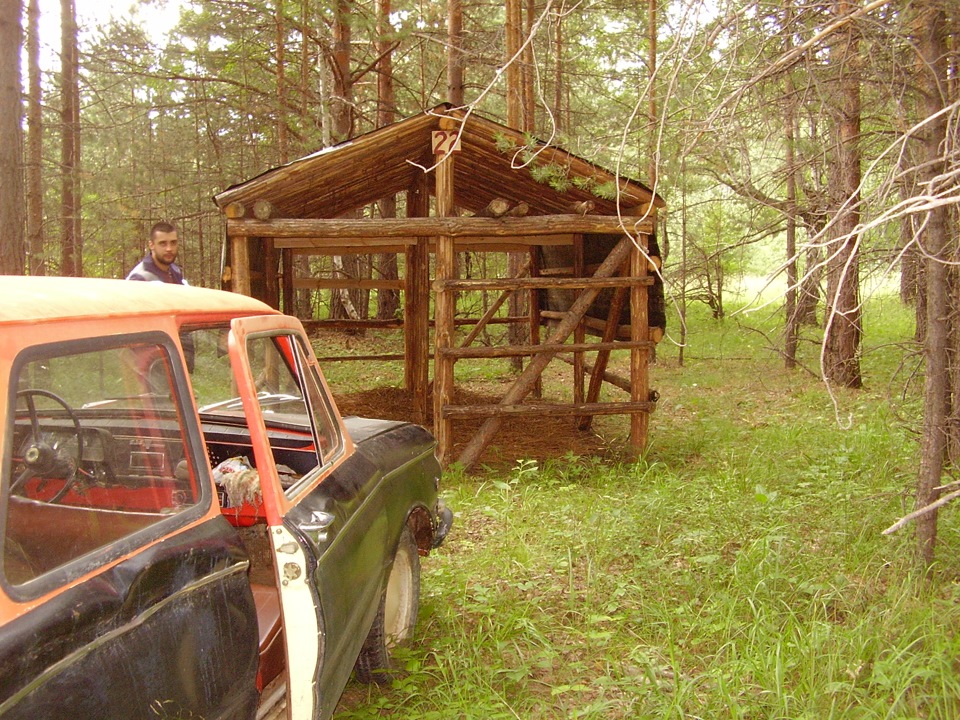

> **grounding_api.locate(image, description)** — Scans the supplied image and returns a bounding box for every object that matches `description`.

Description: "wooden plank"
[228,215,655,239]
[557,353,632,394]
[314,353,404,362]
[441,400,657,419]
[440,339,653,359]
[434,275,654,292]
[302,318,403,329]
[292,277,405,290]
[278,234,577,252]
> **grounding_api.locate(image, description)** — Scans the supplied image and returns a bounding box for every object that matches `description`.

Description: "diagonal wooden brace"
[456,236,637,469]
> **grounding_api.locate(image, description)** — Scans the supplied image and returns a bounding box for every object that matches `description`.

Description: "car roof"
[0,276,277,325]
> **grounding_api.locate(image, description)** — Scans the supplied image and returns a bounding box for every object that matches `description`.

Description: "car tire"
[354,525,421,684]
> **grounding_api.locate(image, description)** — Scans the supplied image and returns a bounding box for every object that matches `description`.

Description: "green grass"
[334,294,960,719]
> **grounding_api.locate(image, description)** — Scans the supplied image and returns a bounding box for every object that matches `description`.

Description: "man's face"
[149,231,179,270]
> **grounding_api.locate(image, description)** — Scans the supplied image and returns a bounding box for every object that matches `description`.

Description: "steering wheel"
[11,389,84,503]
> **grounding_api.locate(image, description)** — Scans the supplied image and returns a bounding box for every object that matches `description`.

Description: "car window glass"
[243,333,343,498]
[294,336,342,469]
[3,337,203,593]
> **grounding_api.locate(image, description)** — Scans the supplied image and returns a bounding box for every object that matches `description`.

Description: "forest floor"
[319,293,960,719]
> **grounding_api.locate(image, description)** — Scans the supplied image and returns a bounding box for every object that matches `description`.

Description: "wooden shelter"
[213,105,666,469]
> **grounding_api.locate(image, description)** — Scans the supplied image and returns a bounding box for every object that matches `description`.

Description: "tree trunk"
[783,0,797,369]
[915,0,950,568]
[375,0,399,320]
[328,0,365,320]
[822,0,862,388]
[505,0,521,129]
[522,0,535,131]
[25,0,43,275]
[0,0,24,275]
[447,0,463,106]
[60,0,81,277]
[553,1,565,132]
[647,0,657,188]
[275,0,288,164]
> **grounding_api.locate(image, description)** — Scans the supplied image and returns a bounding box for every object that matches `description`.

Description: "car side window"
[2,335,205,596]
[243,333,343,498]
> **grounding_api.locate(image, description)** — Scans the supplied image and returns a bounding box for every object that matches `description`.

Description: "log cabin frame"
[213,105,666,469]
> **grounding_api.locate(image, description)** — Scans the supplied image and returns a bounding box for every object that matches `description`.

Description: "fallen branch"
[882,488,960,535]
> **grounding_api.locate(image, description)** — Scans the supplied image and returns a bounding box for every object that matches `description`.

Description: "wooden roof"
[213,105,665,220]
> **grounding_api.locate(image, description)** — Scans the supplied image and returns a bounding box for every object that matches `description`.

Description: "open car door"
[227,316,388,720]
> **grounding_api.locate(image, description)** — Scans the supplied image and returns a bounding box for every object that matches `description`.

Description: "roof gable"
[213,105,665,220]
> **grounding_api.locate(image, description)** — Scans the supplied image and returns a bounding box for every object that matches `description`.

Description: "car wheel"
[355,525,421,684]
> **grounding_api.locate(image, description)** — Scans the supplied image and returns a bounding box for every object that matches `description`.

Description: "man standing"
[126,221,187,284]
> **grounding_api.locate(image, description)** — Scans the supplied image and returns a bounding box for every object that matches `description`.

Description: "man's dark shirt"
[126,253,186,284]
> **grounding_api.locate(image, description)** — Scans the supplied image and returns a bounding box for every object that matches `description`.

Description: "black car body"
[0,277,451,719]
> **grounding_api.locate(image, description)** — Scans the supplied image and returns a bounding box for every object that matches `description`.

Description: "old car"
[0,276,451,719]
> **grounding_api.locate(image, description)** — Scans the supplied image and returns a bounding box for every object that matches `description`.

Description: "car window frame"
[226,316,353,524]
[1,331,212,602]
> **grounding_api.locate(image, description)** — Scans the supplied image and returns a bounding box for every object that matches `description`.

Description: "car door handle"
[301,511,335,544]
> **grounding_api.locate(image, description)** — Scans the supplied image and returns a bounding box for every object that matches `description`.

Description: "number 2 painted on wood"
[432,130,462,155]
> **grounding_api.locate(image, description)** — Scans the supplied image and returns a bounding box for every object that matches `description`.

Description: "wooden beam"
[279,235,578,252]
[557,353,632,394]
[227,215,656,238]
[293,277,405,290]
[434,275,653,292]
[223,202,246,219]
[253,199,277,220]
[441,400,656,419]
[441,339,653,359]
[314,353,405,362]
[302,318,403,330]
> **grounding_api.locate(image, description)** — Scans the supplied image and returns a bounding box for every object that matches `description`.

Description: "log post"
[231,236,251,296]
[456,236,636,470]
[433,129,457,465]
[405,176,431,425]
[630,232,651,453]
